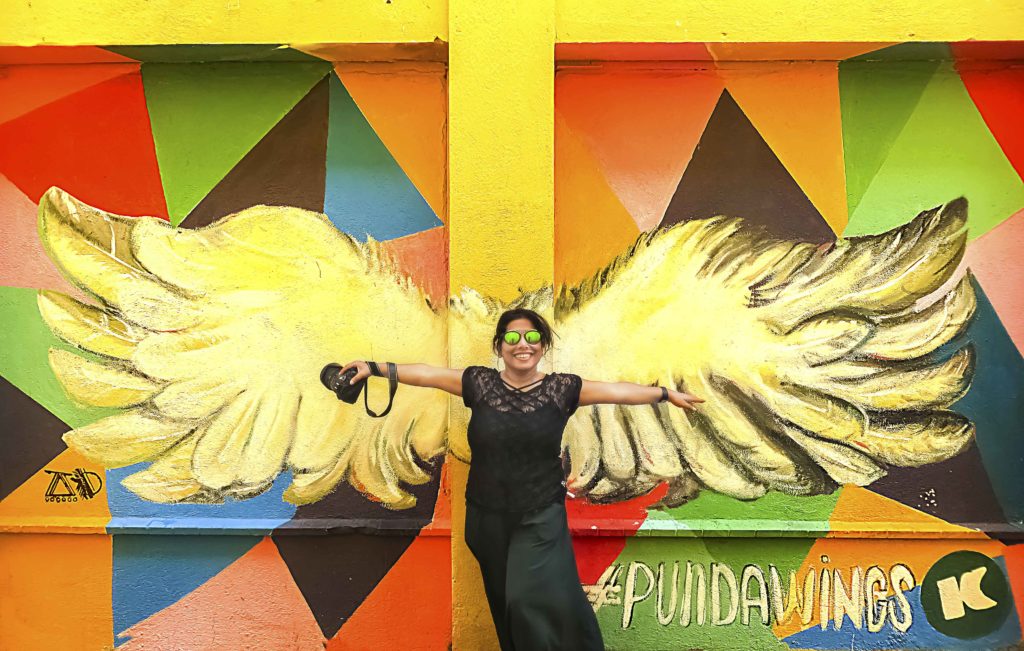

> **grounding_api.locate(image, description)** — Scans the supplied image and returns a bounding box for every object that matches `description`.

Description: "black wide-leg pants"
[465,500,605,651]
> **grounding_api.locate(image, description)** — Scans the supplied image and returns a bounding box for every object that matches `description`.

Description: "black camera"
[321,362,398,418]
[320,363,366,404]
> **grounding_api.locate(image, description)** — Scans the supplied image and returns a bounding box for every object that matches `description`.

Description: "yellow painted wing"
[554,200,976,507]
[37,187,448,509]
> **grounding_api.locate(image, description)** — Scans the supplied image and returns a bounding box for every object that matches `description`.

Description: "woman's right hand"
[340,360,372,385]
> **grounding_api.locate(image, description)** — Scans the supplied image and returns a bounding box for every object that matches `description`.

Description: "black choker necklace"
[499,372,544,392]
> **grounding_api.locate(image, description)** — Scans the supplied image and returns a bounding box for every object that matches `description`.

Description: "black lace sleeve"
[550,373,583,417]
[462,366,484,408]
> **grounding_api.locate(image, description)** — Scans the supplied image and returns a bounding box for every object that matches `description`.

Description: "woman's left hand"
[668,390,705,410]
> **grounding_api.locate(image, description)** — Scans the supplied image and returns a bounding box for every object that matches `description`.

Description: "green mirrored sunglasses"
[503,329,542,346]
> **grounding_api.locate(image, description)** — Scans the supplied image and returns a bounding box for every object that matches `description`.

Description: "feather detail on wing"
[37,187,449,508]
[555,199,976,507]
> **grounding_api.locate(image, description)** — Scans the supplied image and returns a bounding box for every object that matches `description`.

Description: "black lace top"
[462,366,583,512]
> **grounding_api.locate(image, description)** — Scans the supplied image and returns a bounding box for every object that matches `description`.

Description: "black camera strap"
[363,361,398,418]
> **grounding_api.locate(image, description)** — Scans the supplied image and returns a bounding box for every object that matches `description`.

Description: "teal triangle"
[840,59,941,217]
[142,61,332,225]
[0,286,117,428]
[844,63,1024,239]
[953,277,1024,526]
[324,73,443,241]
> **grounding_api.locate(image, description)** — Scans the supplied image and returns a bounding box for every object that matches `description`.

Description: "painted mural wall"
[1,40,1023,651]
[552,42,1024,650]
[0,45,453,649]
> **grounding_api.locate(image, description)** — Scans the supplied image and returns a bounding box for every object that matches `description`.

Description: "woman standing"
[340,308,704,650]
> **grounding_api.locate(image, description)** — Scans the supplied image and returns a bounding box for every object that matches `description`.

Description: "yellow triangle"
[0,448,109,532]
[719,62,848,235]
[829,485,984,536]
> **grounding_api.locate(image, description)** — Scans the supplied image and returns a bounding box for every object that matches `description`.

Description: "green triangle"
[594,491,836,647]
[108,45,323,63]
[142,61,331,225]
[0,287,118,428]
[846,42,953,62]
[599,518,815,648]
[844,63,1024,239]
[840,59,941,217]
[644,490,839,535]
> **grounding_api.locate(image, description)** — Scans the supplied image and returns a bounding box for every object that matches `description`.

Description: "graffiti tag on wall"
[585,550,1013,640]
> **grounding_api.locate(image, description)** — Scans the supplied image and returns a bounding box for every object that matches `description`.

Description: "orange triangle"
[772,532,1005,639]
[328,535,451,649]
[556,67,723,231]
[421,456,452,534]
[707,43,896,62]
[769,486,1002,638]
[0,63,137,126]
[555,110,641,288]
[0,447,110,532]
[718,62,849,235]
[334,64,447,221]
[380,225,449,305]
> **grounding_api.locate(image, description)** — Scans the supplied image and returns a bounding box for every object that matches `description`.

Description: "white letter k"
[936,567,998,620]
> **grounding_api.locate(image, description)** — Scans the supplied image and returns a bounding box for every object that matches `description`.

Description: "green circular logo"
[921,551,1010,639]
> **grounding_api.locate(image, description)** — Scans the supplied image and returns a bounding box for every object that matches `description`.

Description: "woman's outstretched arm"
[579,380,705,410]
[340,360,464,397]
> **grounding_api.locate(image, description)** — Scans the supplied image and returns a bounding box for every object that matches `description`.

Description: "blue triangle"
[108,469,296,640]
[324,74,442,240]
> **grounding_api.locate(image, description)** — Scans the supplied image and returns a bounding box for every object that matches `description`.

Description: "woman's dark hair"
[492,309,555,354]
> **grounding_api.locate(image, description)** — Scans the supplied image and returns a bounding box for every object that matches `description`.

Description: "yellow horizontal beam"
[4,0,1021,48]
[0,0,447,46]
[555,0,1024,43]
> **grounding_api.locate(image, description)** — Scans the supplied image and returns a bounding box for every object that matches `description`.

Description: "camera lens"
[320,363,343,390]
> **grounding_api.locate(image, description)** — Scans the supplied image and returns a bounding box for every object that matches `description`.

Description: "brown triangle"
[0,377,70,501]
[272,533,417,639]
[662,89,835,243]
[181,75,329,228]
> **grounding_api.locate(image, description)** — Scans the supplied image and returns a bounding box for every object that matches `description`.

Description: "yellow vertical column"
[448,1,554,648]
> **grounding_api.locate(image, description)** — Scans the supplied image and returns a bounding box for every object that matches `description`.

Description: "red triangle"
[0,71,168,219]
[0,46,135,64]
[955,62,1024,182]
[1004,544,1024,630]
[566,483,668,583]
[379,226,449,305]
